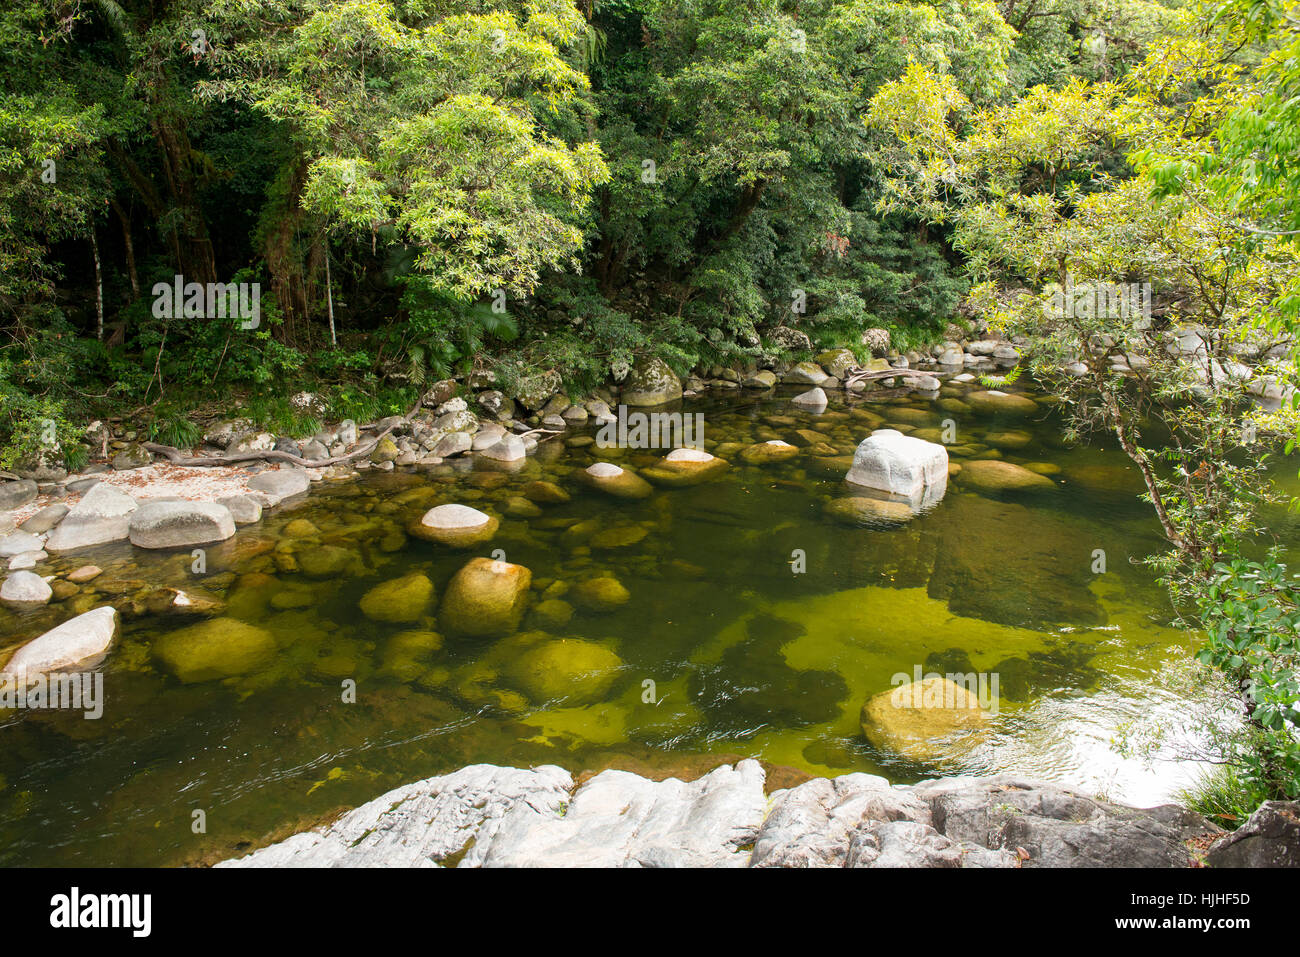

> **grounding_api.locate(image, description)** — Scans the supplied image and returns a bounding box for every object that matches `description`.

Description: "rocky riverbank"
[217,759,1298,868]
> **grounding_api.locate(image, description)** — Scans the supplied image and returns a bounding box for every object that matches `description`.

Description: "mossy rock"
[620,356,683,406]
[297,545,358,579]
[739,440,800,465]
[370,437,401,464]
[641,450,730,487]
[152,618,277,684]
[522,480,570,504]
[282,518,321,539]
[570,576,630,612]
[507,639,625,705]
[576,463,654,499]
[589,525,648,549]
[860,676,989,761]
[957,459,1056,494]
[965,390,1038,417]
[815,348,857,379]
[409,503,499,548]
[825,496,914,526]
[439,557,532,638]
[359,572,436,623]
[531,598,574,629]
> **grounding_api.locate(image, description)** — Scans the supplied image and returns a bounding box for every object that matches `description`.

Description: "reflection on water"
[0,380,1239,865]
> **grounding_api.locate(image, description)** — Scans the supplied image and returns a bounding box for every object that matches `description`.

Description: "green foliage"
[146,406,203,450]
[398,278,519,384]
[1179,764,1272,828]
[241,394,325,440]
[978,364,1023,388]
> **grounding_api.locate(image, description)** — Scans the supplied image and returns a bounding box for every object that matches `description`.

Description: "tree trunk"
[110,198,140,300]
[90,227,103,341]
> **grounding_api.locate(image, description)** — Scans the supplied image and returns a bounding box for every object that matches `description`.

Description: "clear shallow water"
[0,379,1254,865]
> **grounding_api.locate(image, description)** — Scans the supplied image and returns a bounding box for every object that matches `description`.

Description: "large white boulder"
[846,429,948,498]
[45,484,138,552]
[3,606,119,674]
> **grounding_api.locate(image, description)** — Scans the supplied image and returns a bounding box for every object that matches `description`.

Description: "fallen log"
[843,366,939,388]
[141,395,426,470]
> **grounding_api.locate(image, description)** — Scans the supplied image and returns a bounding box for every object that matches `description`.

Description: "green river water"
[0,378,1286,866]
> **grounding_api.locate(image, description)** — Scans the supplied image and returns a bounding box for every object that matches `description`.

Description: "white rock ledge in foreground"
[217,761,1227,869]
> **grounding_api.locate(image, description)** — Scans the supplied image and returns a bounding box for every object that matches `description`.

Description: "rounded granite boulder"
[439,557,532,638]
[410,504,499,548]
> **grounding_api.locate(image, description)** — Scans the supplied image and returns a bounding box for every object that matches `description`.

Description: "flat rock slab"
[474,760,768,867]
[247,469,310,506]
[217,765,573,868]
[0,479,38,511]
[219,765,1232,869]
[45,484,138,552]
[0,530,46,559]
[128,501,236,549]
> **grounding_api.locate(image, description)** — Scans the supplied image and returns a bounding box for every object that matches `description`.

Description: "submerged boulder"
[739,440,800,465]
[359,572,436,624]
[410,504,499,548]
[439,558,532,638]
[570,576,630,613]
[825,496,915,526]
[522,480,570,504]
[641,449,730,487]
[957,459,1056,494]
[152,618,277,683]
[928,493,1105,628]
[860,677,989,761]
[965,390,1038,417]
[576,463,653,500]
[507,639,625,705]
